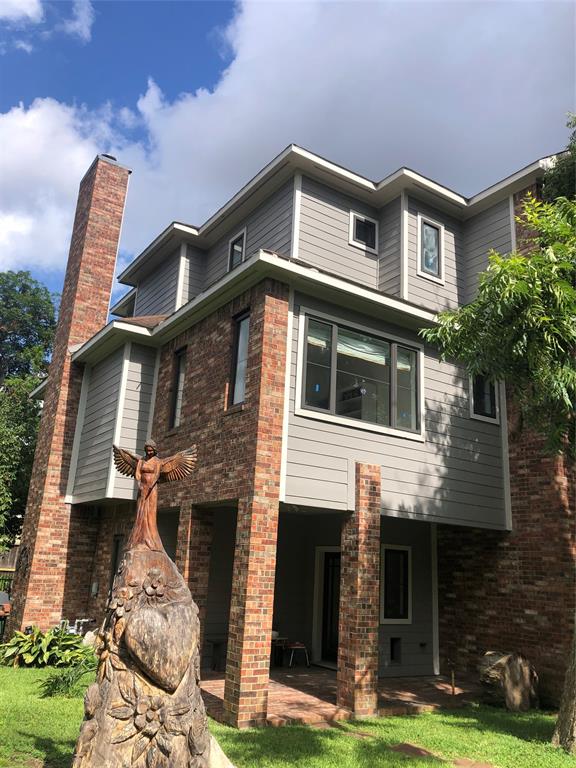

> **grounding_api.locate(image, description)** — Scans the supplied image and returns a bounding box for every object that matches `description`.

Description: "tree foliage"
[0,271,56,548]
[421,195,576,457]
[543,114,576,202]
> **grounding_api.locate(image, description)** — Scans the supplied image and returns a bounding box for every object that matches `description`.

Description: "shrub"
[39,654,98,697]
[0,625,95,667]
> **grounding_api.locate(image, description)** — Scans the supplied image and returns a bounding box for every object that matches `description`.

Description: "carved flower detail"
[142,569,165,600]
[96,629,126,681]
[109,586,135,618]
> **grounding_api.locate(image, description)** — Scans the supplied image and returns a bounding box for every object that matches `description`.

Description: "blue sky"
[0,0,574,298]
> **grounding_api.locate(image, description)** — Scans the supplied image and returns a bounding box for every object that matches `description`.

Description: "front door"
[321,551,341,662]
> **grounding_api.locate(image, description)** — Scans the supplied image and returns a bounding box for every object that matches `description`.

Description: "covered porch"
[200,667,481,726]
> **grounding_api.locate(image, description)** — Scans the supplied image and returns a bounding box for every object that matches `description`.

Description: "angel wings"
[112,444,198,484]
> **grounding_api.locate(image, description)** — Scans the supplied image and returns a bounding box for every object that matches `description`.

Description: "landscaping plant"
[0,625,95,667]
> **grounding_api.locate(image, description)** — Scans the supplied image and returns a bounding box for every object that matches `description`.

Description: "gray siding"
[378,197,401,295]
[112,344,158,499]
[378,518,434,676]
[204,180,293,288]
[134,248,180,316]
[406,196,464,311]
[73,347,124,501]
[298,176,378,288]
[285,293,506,529]
[181,245,205,306]
[464,199,512,303]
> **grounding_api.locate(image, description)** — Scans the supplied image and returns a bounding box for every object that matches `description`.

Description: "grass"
[0,666,575,768]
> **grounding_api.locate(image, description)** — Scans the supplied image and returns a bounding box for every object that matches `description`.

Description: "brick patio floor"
[200,667,482,726]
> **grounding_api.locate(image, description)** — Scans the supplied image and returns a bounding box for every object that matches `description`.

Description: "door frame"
[312,546,341,664]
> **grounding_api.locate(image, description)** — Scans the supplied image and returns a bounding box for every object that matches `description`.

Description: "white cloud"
[0,0,43,23]
[14,39,33,53]
[59,0,94,43]
[0,0,573,278]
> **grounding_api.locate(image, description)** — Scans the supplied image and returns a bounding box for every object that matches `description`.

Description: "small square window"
[471,374,499,422]
[349,212,378,253]
[228,230,246,271]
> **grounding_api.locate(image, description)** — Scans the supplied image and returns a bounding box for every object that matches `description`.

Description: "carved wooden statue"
[73,440,232,768]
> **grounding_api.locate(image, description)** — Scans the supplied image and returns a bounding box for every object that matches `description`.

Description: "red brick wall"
[337,463,381,716]
[8,156,130,633]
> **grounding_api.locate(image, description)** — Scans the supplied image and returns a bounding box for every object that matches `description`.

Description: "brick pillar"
[222,283,288,728]
[337,462,381,716]
[176,502,214,654]
[8,155,131,633]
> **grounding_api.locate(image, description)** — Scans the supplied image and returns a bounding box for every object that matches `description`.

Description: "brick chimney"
[8,155,131,632]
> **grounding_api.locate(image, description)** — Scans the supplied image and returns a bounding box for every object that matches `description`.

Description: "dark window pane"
[170,349,186,428]
[229,234,245,270]
[305,362,331,410]
[396,346,417,431]
[354,217,376,250]
[304,320,332,410]
[231,315,250,405]
[384,548,409,620]
[335,327,390,425]
[473,374,497,419]
[421,222,440,276]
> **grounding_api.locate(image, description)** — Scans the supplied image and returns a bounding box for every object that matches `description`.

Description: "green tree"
[421,196,575,752]
[543,114,576,202]
[0,271,57,549]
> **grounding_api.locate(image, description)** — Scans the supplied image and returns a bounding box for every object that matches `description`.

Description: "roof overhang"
[71,320,157,365]
[110,286,137,317]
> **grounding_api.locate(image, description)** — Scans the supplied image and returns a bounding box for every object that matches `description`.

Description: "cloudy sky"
[0,0,573,297]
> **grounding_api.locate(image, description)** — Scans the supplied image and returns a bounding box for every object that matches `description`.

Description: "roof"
[118,144,556,286]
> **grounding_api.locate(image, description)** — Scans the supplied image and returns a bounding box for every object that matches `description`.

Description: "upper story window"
[228,229,246,271]
[417,214,444,284]
[170,347,186,429]
[349,211,378,254]
[229,312,250,405]
[301,315,421,435]
[470,374,499,423]
[381,545,412,624]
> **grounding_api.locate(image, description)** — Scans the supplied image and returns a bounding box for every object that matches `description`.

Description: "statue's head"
[144,439,158,457]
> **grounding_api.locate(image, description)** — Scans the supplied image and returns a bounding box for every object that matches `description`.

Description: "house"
[8,147,574,728]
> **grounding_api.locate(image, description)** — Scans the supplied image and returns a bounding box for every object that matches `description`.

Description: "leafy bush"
[0,625,95,667]
[39,654,98,697]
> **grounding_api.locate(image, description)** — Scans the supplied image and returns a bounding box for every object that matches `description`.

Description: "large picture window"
[380,545,412,624]
[303,316,420,433]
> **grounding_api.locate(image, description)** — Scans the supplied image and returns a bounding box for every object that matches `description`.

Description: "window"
[228,229,246,271]
[349,211,378,254]
[170,347,186,428]
[381,545,412,624]
[417,214,444,282]
[229,313,250,405]
[302,316,420,433]
[471,374,499,422]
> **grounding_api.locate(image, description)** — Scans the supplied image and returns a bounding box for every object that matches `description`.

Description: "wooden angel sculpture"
[73,440,234,768]
[113,440,197,552]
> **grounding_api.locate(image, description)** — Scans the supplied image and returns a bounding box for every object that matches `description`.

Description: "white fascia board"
[467,157,553,209]
[71,320,155,363]
[118,222,199,285]
[391,169,467,206]
[290,145,377,191]
[29,377,49,400]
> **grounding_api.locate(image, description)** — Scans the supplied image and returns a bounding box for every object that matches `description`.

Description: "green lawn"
[0,667,574,768]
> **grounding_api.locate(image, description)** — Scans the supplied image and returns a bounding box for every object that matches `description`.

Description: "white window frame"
[469,374,500,424]
[416,213,445,285]
[228,227,247,272]
[380,544,412,625]
[294,306,426,442]
[349,210,379,255]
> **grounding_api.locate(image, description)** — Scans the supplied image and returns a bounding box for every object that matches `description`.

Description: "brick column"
[176,502,214,653]
[337,462,382,716]
[8,155,131,633]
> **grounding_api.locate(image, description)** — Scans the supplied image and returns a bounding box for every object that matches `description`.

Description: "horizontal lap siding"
[113,344,158,499]
[407,197,463,311]
[73,347,124,500]
[298,176,378,288]
[378,197,401,296]
[379,518,434,676]
[204,180,293,288]
[285,293,506,529]
[464,199,512,303]
[134,249,180,316]
[182,245,205,305]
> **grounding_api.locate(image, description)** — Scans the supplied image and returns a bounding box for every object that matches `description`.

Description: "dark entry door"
[321,551,341,662]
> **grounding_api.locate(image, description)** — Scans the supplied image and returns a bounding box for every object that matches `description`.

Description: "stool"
[287,641,310,667]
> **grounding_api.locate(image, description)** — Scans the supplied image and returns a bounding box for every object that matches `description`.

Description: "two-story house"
[9,147,574,728]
